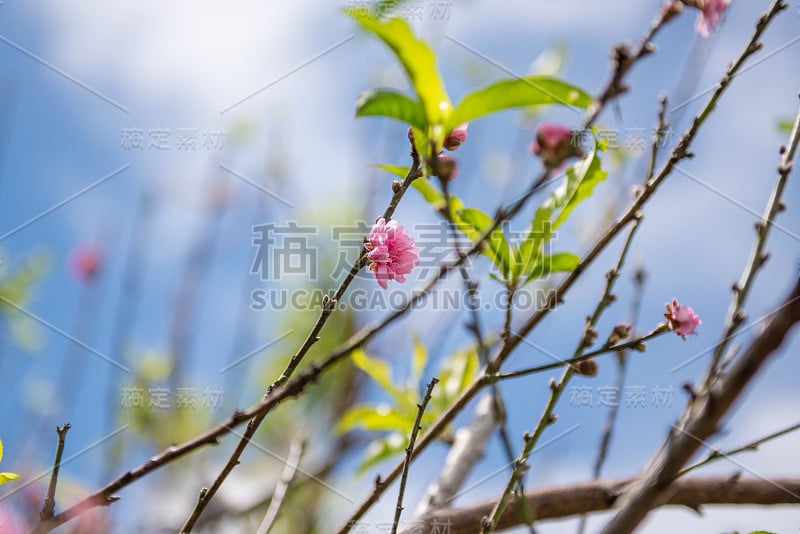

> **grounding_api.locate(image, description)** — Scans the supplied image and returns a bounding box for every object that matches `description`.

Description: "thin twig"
[705,71,800,385]
[391,378,438,534]
[577,264,646,534]
[678,421,800,478]
[255,435,305,534]
[39,423,71,521]
[493,325,662,383]
[481,216,642,533]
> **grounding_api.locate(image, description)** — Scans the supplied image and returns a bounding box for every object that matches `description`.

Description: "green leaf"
[525,252,580,280]
[433,346,479,412]
[374,164,410,179]
[449,75,592,129]
[357,432,406,475]
[356,88,427,130]
[336,404,412,434]
[352,349,406,403]
[350,13,451,129]
[410,338,427,386]
[777,119,793,134]
[0,472,19,485]
[411,177,443,203]
[552,147,607,229]
[456,208,511,280]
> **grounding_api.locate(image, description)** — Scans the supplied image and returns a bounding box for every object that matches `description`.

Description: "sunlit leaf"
[410,338,427,386]
[550,145,607,230]
[0,473,19,485]
[356,88,427,130]
[374,164,409,180]
[456,208,511,280]
[350,12,451,129]
[525,252,580,281]
[449,75,592,129]
[336,404,412,434]
[351,349,413,409]
[357,432,406,475]
[0,437,18,485]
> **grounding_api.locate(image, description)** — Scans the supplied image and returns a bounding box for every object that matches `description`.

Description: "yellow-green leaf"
[0,472,19,485]
[356,88,427,130]
[456,208,511,281]
[449,75,592,130]
[349,12,451,129]
[336,404,412,435]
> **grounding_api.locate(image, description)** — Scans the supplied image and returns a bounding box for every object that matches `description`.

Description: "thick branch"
[405,477,800,534]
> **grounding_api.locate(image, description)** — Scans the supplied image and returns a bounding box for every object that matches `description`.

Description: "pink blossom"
[443,123,468,151]
[68,242,103,282]
[665,299,702,337]
[435,151,459,181]
[696,0,730,38]
[530,122,582,169]
[365,218,420,289]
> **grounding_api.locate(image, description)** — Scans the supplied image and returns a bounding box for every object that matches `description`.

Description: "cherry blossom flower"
[696,0,731,38]
[443,123,468,151]
[664,298,702,337]
[365,218,420,289]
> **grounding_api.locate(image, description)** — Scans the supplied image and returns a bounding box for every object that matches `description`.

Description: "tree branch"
[601,276,800,533]
[255,435,305,534]
[38,423,71,522]
[392,378,438,534]
[405,476,800,534]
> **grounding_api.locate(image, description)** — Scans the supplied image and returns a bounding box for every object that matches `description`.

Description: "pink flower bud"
[68,242,103,283]
[695,0,730,38]
[365,218,420,289]
[664,298,702,338]
[434,151,459,181]
[530,122,582,169]
[443,123,468,151]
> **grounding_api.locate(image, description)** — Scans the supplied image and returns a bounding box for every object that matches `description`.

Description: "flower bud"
[606,323,632,346]
[530,123,583,169]
[443,123,468,151]
[576,358,599,377]
[434,151,459,181]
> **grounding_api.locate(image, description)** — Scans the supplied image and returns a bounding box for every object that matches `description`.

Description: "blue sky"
[1,1,799,532]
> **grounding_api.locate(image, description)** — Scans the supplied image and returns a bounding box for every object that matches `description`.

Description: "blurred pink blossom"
[696,0,730,38]
[68,242,103,283]
[365,218,420,290]
[665,298,702,337]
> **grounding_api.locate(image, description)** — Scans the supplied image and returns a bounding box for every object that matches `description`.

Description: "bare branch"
[601,276,800,533]
[408,477,800,534]
[705,6,799,384]
[678,421,800,478]
[255,435,305,534]
[38,423,71,522]
[392,378,438,534]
